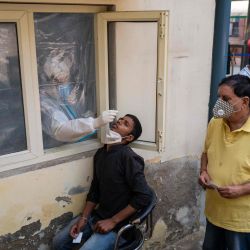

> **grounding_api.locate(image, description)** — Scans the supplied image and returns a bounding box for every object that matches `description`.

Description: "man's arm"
[125,154,153,209]
[94,205,137,234]
[70,155,100,238]
[198,152,212,188]
[81,201,97,219]
[200,152,208,173]
[70,201,97,238]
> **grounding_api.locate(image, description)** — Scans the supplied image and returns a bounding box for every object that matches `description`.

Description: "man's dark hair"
[125,114,142,142]
[219,74,250,107]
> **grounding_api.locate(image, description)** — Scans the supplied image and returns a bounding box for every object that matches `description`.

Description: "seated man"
[53,114,153,250]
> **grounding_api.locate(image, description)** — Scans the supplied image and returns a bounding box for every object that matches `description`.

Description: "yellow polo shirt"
[204,117,250,232]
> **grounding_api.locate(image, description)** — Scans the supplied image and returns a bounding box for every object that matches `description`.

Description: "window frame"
[0,4,108,170]
[95,11,168,152]
[0,11,42,166]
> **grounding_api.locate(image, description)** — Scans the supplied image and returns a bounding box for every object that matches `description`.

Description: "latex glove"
[93,110,118,129]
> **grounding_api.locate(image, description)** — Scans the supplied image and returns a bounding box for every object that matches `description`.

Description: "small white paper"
[72,232,83,243]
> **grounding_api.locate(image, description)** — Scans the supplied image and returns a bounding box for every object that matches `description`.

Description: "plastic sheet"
[34,13,96,149]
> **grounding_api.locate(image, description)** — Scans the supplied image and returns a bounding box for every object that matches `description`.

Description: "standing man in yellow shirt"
[199,74,250,250]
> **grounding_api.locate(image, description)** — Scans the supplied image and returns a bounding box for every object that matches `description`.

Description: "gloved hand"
[93,110,118,129]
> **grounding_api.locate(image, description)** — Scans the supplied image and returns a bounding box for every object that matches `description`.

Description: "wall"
[0,0,215,249]
[115,0,215,161]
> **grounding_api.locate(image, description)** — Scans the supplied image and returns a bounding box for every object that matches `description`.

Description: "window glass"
[108,22,157,143]
[0,23,27,156]
[34,13,96,149]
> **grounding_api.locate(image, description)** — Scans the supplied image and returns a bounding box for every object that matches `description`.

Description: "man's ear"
[243,96,250,108]
[123,134,134,143]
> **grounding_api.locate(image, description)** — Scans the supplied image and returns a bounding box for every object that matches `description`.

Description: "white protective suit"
[40,85,117,147]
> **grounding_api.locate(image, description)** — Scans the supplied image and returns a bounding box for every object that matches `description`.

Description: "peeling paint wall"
[0,0,215,249]
[0,158,93,236]
[0,212,73,250]
[145,157,202,249]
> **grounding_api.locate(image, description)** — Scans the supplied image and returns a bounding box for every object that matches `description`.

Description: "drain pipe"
[208,0,231,119]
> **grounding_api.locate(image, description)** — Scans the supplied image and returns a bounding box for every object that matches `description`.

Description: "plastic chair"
[113,188,157,250]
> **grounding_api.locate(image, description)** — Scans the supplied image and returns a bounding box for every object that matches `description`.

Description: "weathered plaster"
[144,156,203,247]
[0,157,93,235]
[0,212,73,250]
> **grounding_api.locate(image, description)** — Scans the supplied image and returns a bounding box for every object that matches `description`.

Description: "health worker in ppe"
[39,51,117,148]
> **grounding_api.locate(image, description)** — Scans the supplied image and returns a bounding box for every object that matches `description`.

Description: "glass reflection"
[0,23,27,156]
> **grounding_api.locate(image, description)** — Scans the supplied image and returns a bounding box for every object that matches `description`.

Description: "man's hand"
[217,185,244,199]
[198,170,213,189]
[70,217,87,238]
[94,219,117,234]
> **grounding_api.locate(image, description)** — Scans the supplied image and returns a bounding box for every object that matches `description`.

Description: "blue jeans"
[53,215,117,250]
[203,220,250,250]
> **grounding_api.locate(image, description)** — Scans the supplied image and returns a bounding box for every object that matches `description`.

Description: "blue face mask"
[58,83,73,103]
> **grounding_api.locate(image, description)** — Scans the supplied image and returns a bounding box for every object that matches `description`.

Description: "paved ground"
[163,230,203,250]
[143,229,204,250]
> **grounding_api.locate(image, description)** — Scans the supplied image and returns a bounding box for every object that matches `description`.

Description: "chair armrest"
[114,224,134,250]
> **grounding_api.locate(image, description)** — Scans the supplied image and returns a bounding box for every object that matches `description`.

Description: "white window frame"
[0,11,42,166]
[96,11,168,152]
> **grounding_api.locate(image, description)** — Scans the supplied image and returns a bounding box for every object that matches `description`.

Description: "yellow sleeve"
[203,118,216,153]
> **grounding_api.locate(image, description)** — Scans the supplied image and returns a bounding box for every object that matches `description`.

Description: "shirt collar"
[223,117,250,132]
[103,143,127,152]
[239,117,250,132]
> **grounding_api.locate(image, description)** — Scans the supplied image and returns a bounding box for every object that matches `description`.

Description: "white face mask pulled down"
[101,124,123,145]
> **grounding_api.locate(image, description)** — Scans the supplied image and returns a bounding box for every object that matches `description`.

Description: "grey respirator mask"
[213,98,240,118]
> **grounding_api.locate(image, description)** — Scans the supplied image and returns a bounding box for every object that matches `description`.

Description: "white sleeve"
[40,94,96,142]
[53,116,95,142]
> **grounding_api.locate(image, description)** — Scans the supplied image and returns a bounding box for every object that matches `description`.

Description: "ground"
[144,229,204,250]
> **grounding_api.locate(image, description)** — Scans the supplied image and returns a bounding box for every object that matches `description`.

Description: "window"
[0,22,26,156]
[34,13,96,149]
[0,5,168,170]
[96,11,168,152]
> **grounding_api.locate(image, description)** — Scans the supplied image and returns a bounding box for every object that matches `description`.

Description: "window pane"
[0,23,27,156]
[108,22,157,143]
[34,13,96,149]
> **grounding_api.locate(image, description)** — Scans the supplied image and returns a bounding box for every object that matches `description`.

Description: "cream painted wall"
[0,158,93,235]
[115,0,215,162]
